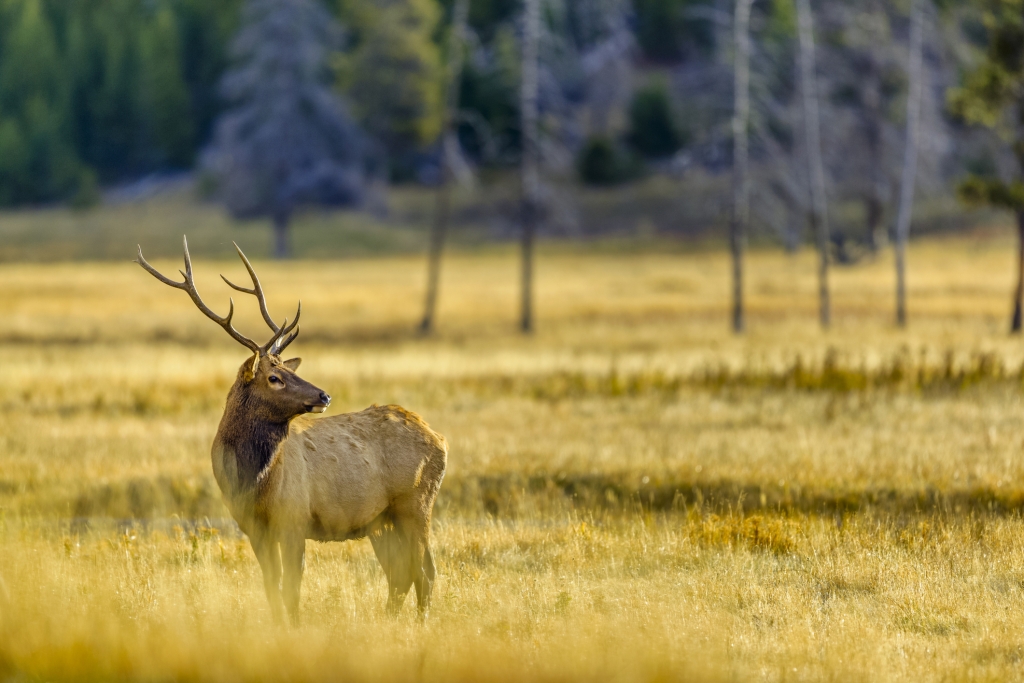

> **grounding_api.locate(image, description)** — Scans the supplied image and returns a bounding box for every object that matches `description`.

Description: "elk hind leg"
[413,545,435,618]
[369,522,414,617]
[395,506,434,619]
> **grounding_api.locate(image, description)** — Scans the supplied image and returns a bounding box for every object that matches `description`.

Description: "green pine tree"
[627,80,685,158]
[65,0,145,178]
[949,0,1024,332]
[174,0,244,144]
[341,0,444,172]
[0,0,83,205]
[140,5,195,166]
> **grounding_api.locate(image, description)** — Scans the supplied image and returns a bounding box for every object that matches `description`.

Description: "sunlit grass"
[4,231,1024,681]
[5,513,1024,682]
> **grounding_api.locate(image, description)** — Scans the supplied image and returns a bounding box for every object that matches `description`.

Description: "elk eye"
[269,375,283,385]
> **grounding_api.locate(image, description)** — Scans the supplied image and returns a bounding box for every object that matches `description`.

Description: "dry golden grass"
[4,230,1024,681]
[6,512,1024,682]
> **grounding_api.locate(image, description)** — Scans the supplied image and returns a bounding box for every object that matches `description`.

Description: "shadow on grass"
[51,471,1024,525]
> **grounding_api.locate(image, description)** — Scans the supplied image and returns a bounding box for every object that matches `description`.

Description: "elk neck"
[215,386,292,492]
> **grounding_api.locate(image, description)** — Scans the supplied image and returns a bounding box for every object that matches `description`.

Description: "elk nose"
[319,391,331,406]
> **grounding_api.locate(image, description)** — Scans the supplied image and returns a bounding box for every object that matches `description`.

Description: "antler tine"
[182,235,194,279]
[220,242,279,333]
[135,244,187,289]
[272,326,300,355]
[268,302,302,355]
[136,236,261,354]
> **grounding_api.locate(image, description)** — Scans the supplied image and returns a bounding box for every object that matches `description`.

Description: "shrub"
[627,81,686,158]
[632,0,714,62]
[576,136,642,186]
[70,169,100,210]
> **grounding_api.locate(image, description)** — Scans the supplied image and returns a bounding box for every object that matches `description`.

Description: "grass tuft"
[686,512,799,554]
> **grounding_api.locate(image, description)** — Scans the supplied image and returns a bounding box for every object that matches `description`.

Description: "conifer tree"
[0,0,83,205]
[65,0,147,178]
[205,0,368,259]
[342,0,445,171]
[949,0,1024,332]
[141,6,194,167]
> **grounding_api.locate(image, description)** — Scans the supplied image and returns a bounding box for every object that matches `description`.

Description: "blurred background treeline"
[0,0,1010,250]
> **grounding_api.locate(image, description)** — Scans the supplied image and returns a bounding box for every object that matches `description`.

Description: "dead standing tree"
[796,0,830,328]
[419,0,470,334]
[731,0,753,334]
[520,0,541,333]
[895,0,925,328]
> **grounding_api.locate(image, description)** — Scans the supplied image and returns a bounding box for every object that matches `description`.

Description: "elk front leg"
[250,530,285,623]
[281,535,306,626]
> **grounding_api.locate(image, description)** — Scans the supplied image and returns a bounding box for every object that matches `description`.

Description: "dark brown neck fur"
[216,388,291,492]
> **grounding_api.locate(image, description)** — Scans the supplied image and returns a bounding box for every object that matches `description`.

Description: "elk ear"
[282,357,301,372]
[244,354,260,383]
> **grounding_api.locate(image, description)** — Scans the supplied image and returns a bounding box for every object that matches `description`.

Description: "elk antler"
[220,242,301,356]
[136,236,303,356]
[269,309,301,355]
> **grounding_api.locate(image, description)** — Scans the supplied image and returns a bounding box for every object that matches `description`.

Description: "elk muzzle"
[306,392,331,414]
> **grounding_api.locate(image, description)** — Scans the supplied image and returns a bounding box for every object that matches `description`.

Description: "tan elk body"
[137,238,446,623]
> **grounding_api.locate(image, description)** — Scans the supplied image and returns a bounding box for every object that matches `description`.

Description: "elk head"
[136,237,331,422]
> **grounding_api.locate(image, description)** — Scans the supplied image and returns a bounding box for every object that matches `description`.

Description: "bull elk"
[136,237,447,623]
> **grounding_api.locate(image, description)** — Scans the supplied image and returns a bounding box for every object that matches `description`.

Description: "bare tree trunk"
[273,211,290,259]
[520,0,541,334]
[863,60,887,253]
[419,0,469,335]
[731,0,753,334]
[421,181,453,333]
[796,0,830,329]
[895,0,924,328]
[866,194,885,251]
[1012,212,1024,334]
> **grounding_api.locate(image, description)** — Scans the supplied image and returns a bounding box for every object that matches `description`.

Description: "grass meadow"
[3,215,1024,681]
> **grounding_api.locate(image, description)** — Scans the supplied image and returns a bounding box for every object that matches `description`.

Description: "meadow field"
[3,223,1024,682]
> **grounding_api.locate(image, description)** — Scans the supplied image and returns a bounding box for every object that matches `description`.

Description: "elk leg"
[394,500,435,619]
[369,523,413,617]
[250,531,285,623]
[281,535,306,626]
[413,545,436,619]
